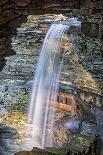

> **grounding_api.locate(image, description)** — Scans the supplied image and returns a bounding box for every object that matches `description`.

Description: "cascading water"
[28,16,81,149]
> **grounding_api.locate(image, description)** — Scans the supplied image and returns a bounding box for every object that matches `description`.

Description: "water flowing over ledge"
[27,15,81,149]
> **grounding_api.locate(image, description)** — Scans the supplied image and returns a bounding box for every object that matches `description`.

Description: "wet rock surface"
[15,147,59,155]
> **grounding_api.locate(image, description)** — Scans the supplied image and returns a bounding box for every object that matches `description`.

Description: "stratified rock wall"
[0,1,103,155]
[0,0,29,70]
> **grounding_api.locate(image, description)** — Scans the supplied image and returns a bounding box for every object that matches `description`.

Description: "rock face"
[15,147,59,155]
[0,0,103,155]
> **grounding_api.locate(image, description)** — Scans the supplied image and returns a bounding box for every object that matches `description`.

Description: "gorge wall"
[0,0,103,155]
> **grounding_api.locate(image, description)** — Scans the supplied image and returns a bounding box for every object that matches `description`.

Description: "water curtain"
[28,16,81,149]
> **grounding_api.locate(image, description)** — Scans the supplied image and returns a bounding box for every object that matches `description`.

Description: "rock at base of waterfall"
[15,147,60,155]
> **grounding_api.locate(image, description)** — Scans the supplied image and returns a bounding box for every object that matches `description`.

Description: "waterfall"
[28,16,81,149]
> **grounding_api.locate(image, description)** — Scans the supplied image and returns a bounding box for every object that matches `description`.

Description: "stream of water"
[28,16,81,149]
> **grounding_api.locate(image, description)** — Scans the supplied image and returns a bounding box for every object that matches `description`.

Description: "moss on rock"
[8,92,29,112]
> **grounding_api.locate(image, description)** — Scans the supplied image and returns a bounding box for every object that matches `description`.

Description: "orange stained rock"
[50,92,84,117]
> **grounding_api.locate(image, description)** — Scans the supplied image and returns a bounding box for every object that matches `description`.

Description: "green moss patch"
[8,93,29,112]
